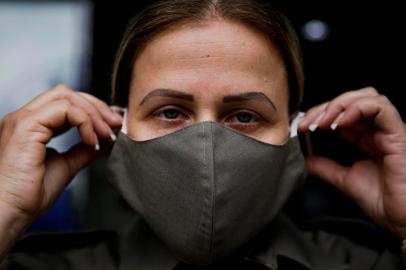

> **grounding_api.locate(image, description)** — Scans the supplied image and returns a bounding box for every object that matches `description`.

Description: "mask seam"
[209,123,216,262]
[202,123,210,261]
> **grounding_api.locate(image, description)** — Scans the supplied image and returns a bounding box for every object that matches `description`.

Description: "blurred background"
[0,0,404,243]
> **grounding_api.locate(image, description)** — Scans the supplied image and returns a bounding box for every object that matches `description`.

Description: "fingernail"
[110,133,117,142]
[103,122,115,137]
[331,112,344,131]
[94,134,100,151]
[111,106,126,115]
[116,115,123,124]
[309,123,318,132]
[308,111,325,132]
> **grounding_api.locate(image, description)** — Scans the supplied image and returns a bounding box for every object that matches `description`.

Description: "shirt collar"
[246,213,346,270]
[118,213,346,270]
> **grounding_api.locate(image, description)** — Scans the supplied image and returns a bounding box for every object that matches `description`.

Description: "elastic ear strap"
[121,109,128,135]
[289,112,305,138]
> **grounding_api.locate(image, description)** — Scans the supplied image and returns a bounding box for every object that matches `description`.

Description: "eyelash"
[153,106,189,121]
[153,106,262,125]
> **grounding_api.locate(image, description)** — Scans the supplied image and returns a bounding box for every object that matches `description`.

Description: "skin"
[127,20,290,144]
[0,18,406,260]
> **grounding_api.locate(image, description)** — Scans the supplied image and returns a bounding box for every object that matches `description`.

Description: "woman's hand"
[299,87,406,239]
[0,84,122,257]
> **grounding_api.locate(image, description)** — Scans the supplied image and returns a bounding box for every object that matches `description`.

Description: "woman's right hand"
[0,84,122,258]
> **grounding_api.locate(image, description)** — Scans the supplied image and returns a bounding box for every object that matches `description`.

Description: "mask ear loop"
[121,108,128,135]
[289,111,313,156]
[289,111,305,138]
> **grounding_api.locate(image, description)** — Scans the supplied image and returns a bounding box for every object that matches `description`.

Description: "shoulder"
[298,216,406,269]
[298,216,400,252]
[12,230,118,253]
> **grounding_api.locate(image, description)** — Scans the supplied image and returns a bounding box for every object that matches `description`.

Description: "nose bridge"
[196,107,218,123]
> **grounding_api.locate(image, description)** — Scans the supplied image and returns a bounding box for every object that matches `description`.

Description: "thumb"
[43,143,101,202]
[305,155,350,194]
[305,155,381,215]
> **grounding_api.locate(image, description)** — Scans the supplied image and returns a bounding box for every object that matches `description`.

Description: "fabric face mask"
[107,111,306,266]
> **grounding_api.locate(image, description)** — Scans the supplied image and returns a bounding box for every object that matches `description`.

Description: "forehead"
[131,19,287,98]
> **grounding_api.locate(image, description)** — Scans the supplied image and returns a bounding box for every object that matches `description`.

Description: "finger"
[30,99,98,148]
[20,84,116,140]
[19,84,122,143]
[298,102,328,132]
[317,87,380,129]
[306,155,380,216]
[299,87,379,132]
[43,143,101,204]
[78,92,123,127]
[67,93,115,139]
[335,95,404,135]
[306,155,349,188]
[21,84,74,111]
[110,106,126,116]
[338,128,384,159]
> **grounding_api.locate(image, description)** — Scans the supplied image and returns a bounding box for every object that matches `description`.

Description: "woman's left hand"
[298,87,406,239]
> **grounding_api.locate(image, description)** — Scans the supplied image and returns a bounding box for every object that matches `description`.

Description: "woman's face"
[127,19,290,144]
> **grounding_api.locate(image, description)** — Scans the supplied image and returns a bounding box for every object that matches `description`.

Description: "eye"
[162,108,181,119]
[154,106,189,122]
[226,110,258,124]
[235,112,254,123]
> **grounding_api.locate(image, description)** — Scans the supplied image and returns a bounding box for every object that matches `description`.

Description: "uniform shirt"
[1,213,405,270]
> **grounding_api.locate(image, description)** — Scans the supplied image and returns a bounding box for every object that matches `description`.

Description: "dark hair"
[112,0,304,113]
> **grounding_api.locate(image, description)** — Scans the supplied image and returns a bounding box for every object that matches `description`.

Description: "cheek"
[127,118,181,141]
[250,121,289,145]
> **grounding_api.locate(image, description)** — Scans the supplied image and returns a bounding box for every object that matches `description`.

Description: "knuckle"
[54,83,69,91]
[309,102,328,114]
[361,86,379,95]
[63,99,74,108]
[2,112,14,124]
[54,83,73,97]
[1,112,17,129]
[86,93,108,109]
[14,114,36,133]
[327,98,344,111]
[377,95,391,105]
[57,99,72,112]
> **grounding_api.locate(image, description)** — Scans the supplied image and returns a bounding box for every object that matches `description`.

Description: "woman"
[0,0,405,269]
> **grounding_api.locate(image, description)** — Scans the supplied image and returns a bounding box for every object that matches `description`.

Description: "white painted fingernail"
[93,134,100,151]
[110,133,117,142]
[309,123,318,132]
[308,111,325,132]
[331,112,344,131]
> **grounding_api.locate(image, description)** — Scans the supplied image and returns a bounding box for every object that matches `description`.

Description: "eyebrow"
[139,89,194,105]
[223,92,277,111]
[139,89,277,111]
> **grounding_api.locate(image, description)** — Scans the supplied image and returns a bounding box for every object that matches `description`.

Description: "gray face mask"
[107,112,306,266]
